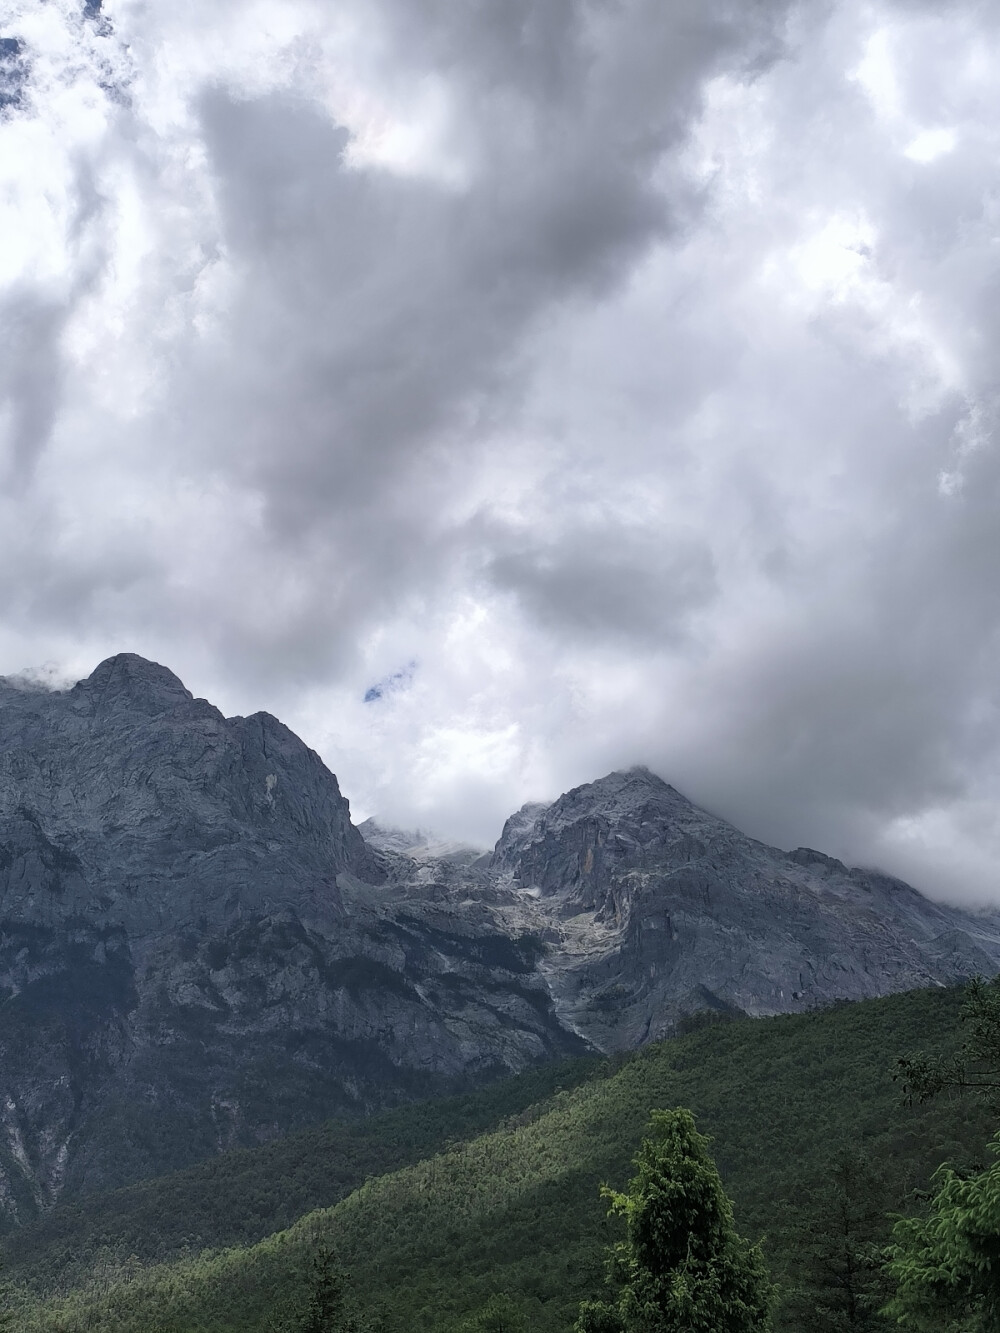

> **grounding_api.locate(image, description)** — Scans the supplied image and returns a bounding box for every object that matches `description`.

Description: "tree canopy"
[884,1135,1000,1332]
[783,1148,890,1332]
[897,975,1000,1112]
[577,1107,774,1333]
[887,975,1000,1328]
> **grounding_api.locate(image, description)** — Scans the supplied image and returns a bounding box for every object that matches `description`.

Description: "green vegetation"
[4,985,997,1332]
[576,1108,773,1333]
[779,1147,891,1331]
[884,974,1000,1331]
[898,973,1000,1112]
[885,1137,1000,1331]
[297,1243,362,1333]
[0,1258,13,1333]
[5,1056,602,1288]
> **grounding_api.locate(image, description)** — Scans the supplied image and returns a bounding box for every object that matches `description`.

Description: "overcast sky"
[2,0,1000,901]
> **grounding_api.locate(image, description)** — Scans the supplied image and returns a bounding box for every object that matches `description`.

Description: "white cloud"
[904,126,957,163]
[3,0,1000,901]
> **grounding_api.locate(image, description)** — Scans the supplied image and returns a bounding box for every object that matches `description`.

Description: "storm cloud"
[2,0,1000,901]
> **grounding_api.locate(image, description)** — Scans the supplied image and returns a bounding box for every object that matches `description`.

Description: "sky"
[2,0,1000,902]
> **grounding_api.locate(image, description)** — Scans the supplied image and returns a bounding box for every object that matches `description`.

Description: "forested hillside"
[5,986,994,1332]
[4,1055,602,1289]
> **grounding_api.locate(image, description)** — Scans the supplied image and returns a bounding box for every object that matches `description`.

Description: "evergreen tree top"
[578,1107,775,1333]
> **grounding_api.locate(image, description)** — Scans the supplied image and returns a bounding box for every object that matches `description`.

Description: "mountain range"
[0,652,997,1223]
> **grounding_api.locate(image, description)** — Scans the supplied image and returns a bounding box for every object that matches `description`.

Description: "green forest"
[3,983,999,1331]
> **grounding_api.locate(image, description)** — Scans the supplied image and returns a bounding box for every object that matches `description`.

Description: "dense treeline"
[6,1055,602,1295]
[4,986,996,1331]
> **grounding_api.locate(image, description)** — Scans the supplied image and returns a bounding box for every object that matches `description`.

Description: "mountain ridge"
[470,761,1000,1047]
[0,653,997,1221]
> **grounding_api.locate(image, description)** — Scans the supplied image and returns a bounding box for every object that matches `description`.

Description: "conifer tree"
[576,1108,774,1333]
[469,1293,528,1333]
[302,1242,357,1333]
[783,1148,891,1331]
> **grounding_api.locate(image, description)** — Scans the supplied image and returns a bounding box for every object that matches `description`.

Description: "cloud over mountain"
[2,0,1000,900]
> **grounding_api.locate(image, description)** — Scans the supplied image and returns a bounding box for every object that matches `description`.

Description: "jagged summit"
[492,765,711,910]
[481,760,1000,1048]
[82,651,186,690]
[492,768,687,868]
[0,653,381,932]
[0,656,583,1215]
[534,764,693,823]
[569,763,674,794]
[73,653,196,714]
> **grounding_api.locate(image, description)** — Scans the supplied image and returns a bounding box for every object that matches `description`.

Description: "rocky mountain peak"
[491,766,708,911]
[492,801,552,867]
[72,653,196,715]
[0,658,585,1214]
[0,655,382,934]
[545,765,691,823]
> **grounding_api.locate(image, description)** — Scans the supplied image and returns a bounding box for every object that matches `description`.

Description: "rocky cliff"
[0,655,997,1224]
[0,656,581,1223]
[488,767,1000,1049]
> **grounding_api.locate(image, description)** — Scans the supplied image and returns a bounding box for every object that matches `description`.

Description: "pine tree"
[469,1293,528,1333]
[302,1242,358,1333]
[783,1148,891,1332]
[576,1108,774,1333]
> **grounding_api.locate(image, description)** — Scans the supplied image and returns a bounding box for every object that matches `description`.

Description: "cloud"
[0,290,69,483]
[487,525,716,645]
[3,0,1000,900]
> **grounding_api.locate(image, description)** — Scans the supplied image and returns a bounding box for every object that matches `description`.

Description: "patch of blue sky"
[364,661,417,704]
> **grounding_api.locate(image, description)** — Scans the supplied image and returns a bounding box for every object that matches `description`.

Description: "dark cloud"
[488,527,716,645]
[142,0,792,689]
[0,291,68,483]
[5,0,1000,900]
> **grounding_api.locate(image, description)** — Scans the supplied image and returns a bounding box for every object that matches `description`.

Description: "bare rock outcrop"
[1,657,998,1224]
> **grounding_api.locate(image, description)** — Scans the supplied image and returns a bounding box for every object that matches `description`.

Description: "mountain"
[9,987,994,1333]
[0,653,998,1223]
[0,656,583,1220]
[487,766,1000,1048]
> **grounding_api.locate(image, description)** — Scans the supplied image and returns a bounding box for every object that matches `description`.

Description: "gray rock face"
[0,657,582,1223]
[488,767,1000,1048]
[0,653,382,933]
[1,658,999,1224]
